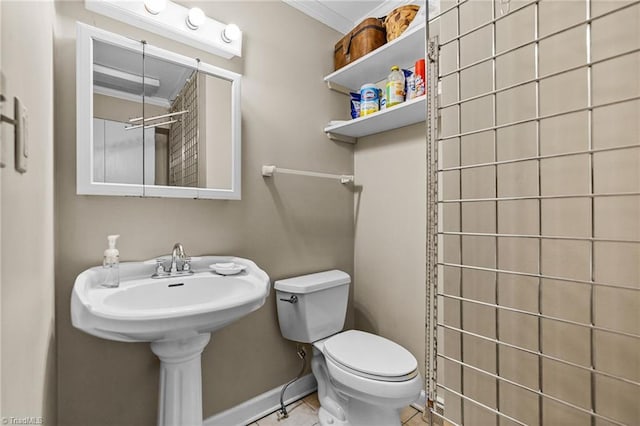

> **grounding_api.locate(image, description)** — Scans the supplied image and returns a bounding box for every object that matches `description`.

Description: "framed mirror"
[76,23,241,199]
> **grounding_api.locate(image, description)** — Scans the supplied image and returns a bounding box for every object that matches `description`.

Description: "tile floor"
[249,392,429,426]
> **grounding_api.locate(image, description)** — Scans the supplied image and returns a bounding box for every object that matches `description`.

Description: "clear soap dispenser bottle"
[102,234,120,288]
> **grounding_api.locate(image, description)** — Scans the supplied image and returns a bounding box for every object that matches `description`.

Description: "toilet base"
[318,407,349,426]
[318,402,402,426]
[312,345,407,426]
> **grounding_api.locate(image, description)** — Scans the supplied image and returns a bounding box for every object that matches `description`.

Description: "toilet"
[274,270,422,426]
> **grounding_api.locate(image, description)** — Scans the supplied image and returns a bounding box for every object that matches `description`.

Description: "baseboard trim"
[204,374,317,426]
[205,379,434,425]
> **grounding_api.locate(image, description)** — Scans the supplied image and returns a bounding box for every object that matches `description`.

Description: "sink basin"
[71,255,270,426]
[103,276,257,311]
[72,256,269,342]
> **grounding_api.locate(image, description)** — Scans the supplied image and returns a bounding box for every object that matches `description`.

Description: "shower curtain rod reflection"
[128,110,188,123]
[124,119,177,130]
[261,165,354,184]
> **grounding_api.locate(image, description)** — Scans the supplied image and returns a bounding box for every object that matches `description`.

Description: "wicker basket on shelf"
[384,5,420,42]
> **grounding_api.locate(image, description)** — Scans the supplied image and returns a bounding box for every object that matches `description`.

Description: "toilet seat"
[323,351,423,402]
[323,330,418,382]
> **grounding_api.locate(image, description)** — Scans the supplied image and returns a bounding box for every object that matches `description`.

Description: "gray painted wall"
[54,1,352,424]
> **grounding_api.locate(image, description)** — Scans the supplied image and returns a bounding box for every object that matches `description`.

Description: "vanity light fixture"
[186,7,205,30]
[221,23,241,43]
[144,0,166,15]
[85,0,243,59]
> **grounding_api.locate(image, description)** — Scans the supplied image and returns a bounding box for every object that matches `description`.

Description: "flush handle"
[279,295,298,304]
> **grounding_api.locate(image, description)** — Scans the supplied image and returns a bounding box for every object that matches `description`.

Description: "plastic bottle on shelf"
[386,65,405,107]
[414,58,426,97]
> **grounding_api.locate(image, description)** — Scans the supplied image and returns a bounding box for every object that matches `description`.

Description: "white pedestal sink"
[71,256,270,426]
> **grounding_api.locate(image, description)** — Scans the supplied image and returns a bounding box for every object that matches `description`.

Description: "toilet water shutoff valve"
[277,344,308,420]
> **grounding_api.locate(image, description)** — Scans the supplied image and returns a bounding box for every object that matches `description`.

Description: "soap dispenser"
[102,234,120,288]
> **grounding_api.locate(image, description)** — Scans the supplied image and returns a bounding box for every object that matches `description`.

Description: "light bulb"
[144,0,166,15]
[221,23,241,43]
[186,7,206,30]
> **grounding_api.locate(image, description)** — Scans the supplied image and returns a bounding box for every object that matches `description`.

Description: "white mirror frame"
[76,23,242,200]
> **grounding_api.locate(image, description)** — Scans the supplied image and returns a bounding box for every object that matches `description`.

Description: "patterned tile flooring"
[249,392,429,426]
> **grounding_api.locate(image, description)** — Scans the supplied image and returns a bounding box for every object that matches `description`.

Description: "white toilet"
[274,270,422,426]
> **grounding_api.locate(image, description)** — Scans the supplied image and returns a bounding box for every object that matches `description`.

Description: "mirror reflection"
[92,39,233,191]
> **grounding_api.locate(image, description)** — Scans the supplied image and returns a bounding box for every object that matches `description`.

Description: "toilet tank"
[274,270,350,343]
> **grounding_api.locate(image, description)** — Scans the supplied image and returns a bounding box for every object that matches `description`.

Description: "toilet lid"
[323,330,417,379]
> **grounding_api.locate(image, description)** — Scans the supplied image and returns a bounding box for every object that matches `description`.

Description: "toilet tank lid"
[274,270,350,294]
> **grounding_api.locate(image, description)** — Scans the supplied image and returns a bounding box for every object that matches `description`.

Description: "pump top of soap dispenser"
[104,234,120,264]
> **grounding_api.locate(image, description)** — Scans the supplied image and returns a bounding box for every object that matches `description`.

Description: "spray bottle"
[102,235,120,288]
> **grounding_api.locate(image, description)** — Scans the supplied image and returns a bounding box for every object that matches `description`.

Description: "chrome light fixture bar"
[85,0,242,59]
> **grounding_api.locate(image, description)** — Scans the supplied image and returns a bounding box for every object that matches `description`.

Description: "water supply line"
[277,344,307,419]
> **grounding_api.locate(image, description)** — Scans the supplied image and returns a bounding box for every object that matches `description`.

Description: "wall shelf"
[323,22,426,92]
[323,20,426,142]
[324,95,425,142]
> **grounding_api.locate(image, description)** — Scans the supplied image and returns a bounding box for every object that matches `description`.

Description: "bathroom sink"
[71,255,270,426]
[72,256,270,342]
[103,276,257,311]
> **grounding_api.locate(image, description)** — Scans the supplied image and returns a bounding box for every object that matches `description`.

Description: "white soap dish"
[209,262,246,275]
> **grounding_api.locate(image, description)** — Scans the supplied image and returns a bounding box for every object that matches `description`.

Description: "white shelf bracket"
[326,132,357,144]
[326,81,352,95]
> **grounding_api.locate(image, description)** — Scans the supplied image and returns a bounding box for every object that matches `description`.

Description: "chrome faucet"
[171,243,186,273]
[152,242,193,278]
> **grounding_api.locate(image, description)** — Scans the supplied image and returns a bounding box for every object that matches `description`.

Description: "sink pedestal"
[151,333,211,426]
[72,257,270,425]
